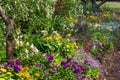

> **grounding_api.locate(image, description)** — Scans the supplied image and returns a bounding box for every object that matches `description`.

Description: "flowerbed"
[0,1,120,80]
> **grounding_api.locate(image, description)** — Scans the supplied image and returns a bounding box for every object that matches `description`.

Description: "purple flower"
[4,63,9,69]
[41,64,46,70]
[61,61,66,66]
[63,64,70,68]
[9,60,14,67]
[72,61,78,68]
[36,63,41,67]
[16,59,20,65]
[84,60,90,66]
[77,75,82,80]
[46,54,53,62]
[45,73,49,77]
[67,57,72,62]
[50,65,58,71]
[14,65,20,72]
[81,67,85,73]
[74,67,80,73]
[75,23,82,31]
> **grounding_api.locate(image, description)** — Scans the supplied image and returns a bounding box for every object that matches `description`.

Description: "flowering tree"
[0,5,14,61]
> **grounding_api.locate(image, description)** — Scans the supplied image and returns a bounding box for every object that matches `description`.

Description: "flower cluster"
[4,59,21,72]
[74,49,100,68]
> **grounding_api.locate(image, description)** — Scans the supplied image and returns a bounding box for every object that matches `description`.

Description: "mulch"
[100,45,120,80]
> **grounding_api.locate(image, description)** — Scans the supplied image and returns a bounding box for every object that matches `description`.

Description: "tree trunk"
[0,5,14,61]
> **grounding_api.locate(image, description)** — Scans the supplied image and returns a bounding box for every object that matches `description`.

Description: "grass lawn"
[102,2,120,8]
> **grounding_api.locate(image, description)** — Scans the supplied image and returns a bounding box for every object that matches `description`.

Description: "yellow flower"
[103,13,111,17]
[86,11,90,14]
[46,36,52,40]
[70,18,75,23]
[25,73,30,78]
[55,33,61,39]
[67,38,70,42]
[64,16,69,20]
[7,72,12,75]
[55,37,59,40]
[0,78,5,80]
[72,42,77,46]
[24,67,29,70]
[0,68,7,72]
[66,34,71,37]
[75,46,78,49]
[34,72,40,77]
[90,16,97,20]
[66,45,70,48]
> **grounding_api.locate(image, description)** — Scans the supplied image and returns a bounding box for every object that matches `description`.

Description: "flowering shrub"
[32,32,78,57]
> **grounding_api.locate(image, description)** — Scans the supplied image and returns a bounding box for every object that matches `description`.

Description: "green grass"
[101,2,120,8]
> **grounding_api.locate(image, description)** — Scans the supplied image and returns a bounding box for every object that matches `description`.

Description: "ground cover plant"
[0,0,120,80]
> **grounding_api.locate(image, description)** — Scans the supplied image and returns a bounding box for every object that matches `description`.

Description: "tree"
[0,5,14,61]
[91,0,106,9]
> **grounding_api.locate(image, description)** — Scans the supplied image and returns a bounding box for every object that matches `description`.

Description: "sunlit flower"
[75,46,78,49]
[18,72,24,77]
[72,42,77,47]
[66,34,71,37]
[66,45,70,48]
[0,78,5,80]
[25,73,30,78]
[7,72,12,75]
[34,72,40,77]
[103,13,111,17]
[55,33,61,39]
[55,37,59,40]
[20,67,24,71]
[0,68,7,72]
[46,36,52,40]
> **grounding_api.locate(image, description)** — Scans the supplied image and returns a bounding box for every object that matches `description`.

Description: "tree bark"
[0,5,14,61]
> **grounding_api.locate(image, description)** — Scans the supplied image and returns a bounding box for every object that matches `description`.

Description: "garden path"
[100,37,120,80]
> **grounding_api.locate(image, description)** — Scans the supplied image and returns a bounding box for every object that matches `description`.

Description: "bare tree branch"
[98,0,106,8]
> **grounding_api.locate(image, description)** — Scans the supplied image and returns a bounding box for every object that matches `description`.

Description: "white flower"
[25,49,29,58]
[30,44,39,54]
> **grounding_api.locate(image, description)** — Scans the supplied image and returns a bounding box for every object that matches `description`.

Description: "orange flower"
[18,72,24,77]
[25,73,30,78]
[20,67,24,71]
